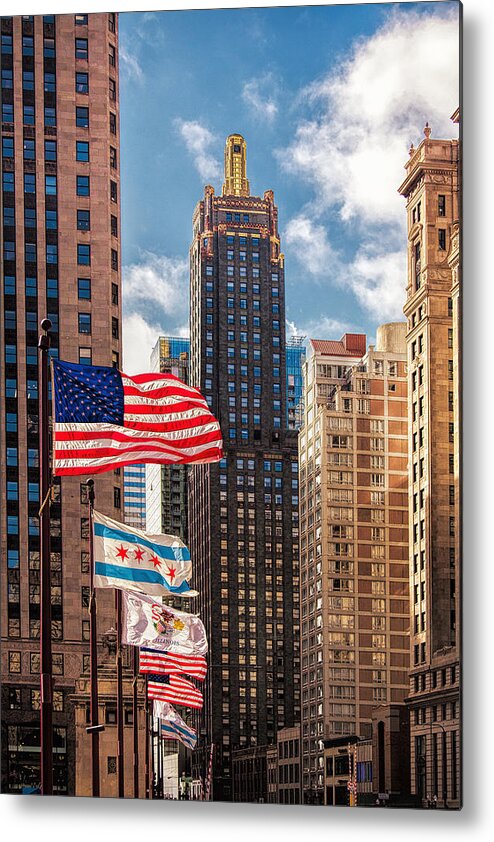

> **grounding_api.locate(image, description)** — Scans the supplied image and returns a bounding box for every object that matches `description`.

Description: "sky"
[118,1,460,373]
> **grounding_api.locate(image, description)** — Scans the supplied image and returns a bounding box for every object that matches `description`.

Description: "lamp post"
[428,715,448,808]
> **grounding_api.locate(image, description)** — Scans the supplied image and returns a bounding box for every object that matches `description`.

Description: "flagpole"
[86,479,100,797]
[145,674,150,798]
[116,588,124,797]
[132,646,139,798]
[38,318,53,796]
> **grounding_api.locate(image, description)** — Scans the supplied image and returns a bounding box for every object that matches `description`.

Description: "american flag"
[51,359,223,476]
[147,673,203,710]
[140,648,207,681]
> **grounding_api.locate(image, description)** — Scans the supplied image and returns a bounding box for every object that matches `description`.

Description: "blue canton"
[53,360,124,424]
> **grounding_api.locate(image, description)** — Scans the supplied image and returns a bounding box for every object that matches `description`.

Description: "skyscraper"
[399,115,461,808]
[123,464,146,530]
[1,12,122,794]
[286,335,306,430]
[188,135,300,800]
[145,336,190,541]
[298,326,409,803]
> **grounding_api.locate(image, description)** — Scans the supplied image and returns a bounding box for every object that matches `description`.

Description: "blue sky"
[119,1,460,373]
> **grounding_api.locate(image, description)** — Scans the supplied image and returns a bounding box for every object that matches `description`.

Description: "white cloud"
[284,215,337,276]
[119,43,144,83]
[283,9,459,224]
[286,315,350,342]
[175,119,221,182]
[279,7,459,321]
[122,313,163,375]
[123,251,188,321]
[122,252,189,373]
[242,76,278,123]
[347,247,407,322]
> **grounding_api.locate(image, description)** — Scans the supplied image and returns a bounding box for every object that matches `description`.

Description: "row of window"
[2,171,117,204]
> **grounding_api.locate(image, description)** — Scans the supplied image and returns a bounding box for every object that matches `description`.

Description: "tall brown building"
[1,12,122,794]
[188,135,300,800]
[299,325,409,804]
[399,115,461,808]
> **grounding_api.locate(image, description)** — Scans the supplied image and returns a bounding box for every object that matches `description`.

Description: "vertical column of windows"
[2,17,20,635]
[4,21,20,633]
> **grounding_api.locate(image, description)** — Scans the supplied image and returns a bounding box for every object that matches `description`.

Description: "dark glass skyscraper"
[188,135,300,801]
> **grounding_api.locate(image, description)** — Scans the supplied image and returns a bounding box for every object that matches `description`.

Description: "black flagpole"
[38,318,53,796]
[145,674,150,798]
[116,588,125,797]
[133,646,139,798]
[86,479,100,796]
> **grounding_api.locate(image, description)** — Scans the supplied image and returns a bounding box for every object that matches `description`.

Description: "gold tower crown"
[222,134,250,197]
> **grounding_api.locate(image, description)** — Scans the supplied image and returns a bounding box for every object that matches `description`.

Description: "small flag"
[154,701,197,750]
[121,591,208,656]
[148,673,203,710]
[140,648,207,681]
[93,510,197,597]
[52,359,223,476]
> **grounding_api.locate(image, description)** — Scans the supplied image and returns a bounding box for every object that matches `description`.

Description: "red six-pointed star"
[116,545,129,561]
[150,555,161,569]
[134,547,145,563]
[166,565,176,582]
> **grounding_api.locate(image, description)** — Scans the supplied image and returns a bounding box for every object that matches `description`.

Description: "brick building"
[399,114,461,808]
[299,324,409,803]
[1,12,122,794]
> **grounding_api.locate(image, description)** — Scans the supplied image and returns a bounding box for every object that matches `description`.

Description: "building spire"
[222,134,250,197]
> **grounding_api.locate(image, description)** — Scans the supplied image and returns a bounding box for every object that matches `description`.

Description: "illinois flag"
[154,701,197,750]
[51,359,223,476]
[121,590,208,656]
[93,511,197,597]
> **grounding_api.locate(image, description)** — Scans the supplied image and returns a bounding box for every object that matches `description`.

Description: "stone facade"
[399,115,461,808]
[1,12,122,794]
[299,325,409,803]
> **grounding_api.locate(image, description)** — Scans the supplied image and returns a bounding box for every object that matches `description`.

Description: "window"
[75,38,88,60]
[44,38,55,58]
[112,317,119,339]
[45,175,57,195]
[76,72,89,94]
[44,72,56,92]
[22,36,34,56]
[77,175,90,196]
[9,652,21,674]
[108,13,116,32]
[77,278,91,301]
[75,13,88,25]
[76,106,89,128]
[78,313,91,334]
[2,136,14,158]
[438,229,446,250]
[76,140,89,162]
[111,249,118,270]
[110,111,117,134]
[45,140,57,161]
[111,215,118,237]
[109,43,116,66]
[46,244,58,264]
[77,209,90,231]
[114,487,121,508]
[77,244,90,265]
[110,146,117,168]
[109,78,116,101]
[23,105,35,126]
[23,174,36,198]
[111,283,119,305]
[438,195,446,217]
[110,180,118,202]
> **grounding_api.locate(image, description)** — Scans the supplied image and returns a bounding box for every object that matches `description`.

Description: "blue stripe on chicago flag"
[94,562,192,593]
[94,521,190,561]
